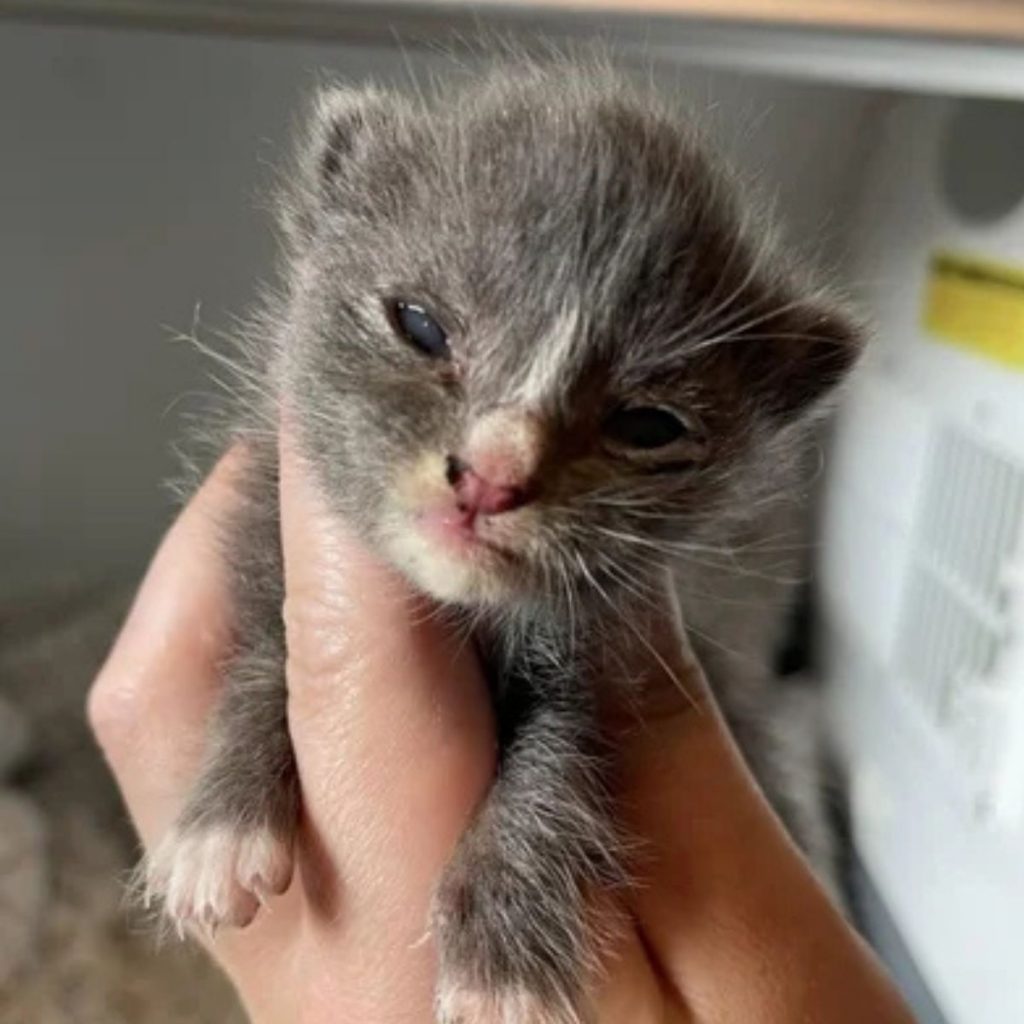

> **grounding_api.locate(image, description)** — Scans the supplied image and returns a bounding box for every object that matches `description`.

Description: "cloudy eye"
[603,405,695,451]
[386,299,450,358]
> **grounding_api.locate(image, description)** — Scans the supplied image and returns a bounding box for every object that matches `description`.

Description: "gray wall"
[0,19,884,585]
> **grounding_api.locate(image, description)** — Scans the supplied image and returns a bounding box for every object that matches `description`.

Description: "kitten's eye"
[603,405,694,450]
[386,299,450,358]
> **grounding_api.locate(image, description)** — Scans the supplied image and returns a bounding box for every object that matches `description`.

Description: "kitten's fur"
[144,58,860,1022]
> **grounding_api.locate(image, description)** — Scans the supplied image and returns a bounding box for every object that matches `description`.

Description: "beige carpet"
[0,579,245,1024]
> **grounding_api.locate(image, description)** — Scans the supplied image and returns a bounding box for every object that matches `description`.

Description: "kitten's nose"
[446,406,545,517]
[445,454,530,516]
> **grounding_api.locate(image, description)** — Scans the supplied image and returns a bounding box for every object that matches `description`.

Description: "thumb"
[275,430,496,1011]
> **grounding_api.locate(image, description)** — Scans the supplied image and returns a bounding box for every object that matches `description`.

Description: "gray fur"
[147,55,860,1021]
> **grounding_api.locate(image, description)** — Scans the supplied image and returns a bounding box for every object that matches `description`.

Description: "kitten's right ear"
[281,85,403,248]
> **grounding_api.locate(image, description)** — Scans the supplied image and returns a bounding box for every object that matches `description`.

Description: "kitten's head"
[277,62,860,613]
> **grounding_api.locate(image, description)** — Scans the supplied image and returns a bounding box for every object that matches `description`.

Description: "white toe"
[145,823,293,934]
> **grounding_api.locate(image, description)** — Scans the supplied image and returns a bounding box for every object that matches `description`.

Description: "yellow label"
[923,251,1024,371]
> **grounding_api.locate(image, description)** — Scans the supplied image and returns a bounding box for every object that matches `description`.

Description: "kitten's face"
[281,69,859,613]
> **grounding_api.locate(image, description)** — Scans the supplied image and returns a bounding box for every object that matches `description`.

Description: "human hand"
[89,442,915,1024]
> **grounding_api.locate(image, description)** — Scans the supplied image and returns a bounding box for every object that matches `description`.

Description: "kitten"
[143,58,860,1023]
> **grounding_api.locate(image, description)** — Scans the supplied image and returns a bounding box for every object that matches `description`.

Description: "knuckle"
[86,662,148,758]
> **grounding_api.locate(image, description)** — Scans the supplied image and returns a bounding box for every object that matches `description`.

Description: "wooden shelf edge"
[3,0,1024,101]
[5,0,1024,45]
[496,0,1024,44]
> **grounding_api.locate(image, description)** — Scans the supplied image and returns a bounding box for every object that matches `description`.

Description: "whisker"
[571,552,701,714]
[686,295,823,358]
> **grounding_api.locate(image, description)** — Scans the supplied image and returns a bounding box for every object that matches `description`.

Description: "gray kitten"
[143,58,860,1023]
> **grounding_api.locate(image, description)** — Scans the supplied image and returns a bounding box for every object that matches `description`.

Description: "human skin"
[88,440,917,1024]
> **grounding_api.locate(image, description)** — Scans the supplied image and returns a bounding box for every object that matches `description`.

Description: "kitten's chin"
[383,525,523,607]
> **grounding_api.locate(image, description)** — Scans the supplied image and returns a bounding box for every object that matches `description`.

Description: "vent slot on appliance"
[895,427,1024,787]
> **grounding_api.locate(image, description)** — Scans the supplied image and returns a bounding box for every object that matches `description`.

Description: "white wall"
[0,19,885,584]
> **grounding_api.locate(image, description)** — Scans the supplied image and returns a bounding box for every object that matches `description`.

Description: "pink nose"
[445,455,531,516]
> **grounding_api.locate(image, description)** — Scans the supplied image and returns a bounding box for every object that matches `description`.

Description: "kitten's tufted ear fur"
[741,295,865,421]
[280,84,406,249]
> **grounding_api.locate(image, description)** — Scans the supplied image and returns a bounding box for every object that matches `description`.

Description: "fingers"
[88,451,242,847]
[608,578,790,1010]
[273,434,496,1018]
[595,931,694,1024]
[611,589,912,1024]
[621,707,913,1024]
[90,438,496,1022]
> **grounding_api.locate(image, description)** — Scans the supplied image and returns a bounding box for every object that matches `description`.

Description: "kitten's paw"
[435,978,583,1024]
[142,823,293,935]
[432,858,591,1024]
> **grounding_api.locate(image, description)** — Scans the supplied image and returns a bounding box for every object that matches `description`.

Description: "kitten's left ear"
[281,84,407,248]
[310,85,405,187]
[744,297,865,420]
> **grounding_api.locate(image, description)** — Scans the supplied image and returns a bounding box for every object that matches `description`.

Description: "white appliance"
[820,94,1024,1024]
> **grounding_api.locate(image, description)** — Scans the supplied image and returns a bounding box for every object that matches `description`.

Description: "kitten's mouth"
[416,505,519,561]
[384,499,533,607]
[385,453,538,606]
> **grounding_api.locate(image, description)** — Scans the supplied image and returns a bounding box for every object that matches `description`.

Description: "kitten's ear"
[281,85,405,247]
[743,297,865,420]
[311,85,401,186]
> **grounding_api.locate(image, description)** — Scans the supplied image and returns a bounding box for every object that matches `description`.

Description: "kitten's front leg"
[139,466,299,936]
[141,633,299,934]
[433,691,623,1024]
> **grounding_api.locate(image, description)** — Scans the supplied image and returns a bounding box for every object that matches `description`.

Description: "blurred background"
[1,3,1023,1023]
